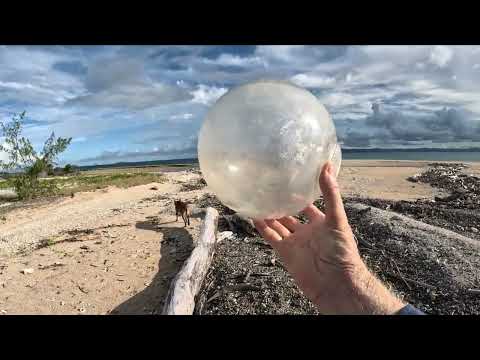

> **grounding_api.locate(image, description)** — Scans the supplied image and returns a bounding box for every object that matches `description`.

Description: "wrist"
[315,261,404,315]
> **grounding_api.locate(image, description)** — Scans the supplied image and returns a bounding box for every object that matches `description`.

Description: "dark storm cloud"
[336,103,480,147]
[148,47,193,60]
[65,58,192,110]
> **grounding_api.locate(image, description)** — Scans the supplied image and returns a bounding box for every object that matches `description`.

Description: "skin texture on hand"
[253,162,405,315]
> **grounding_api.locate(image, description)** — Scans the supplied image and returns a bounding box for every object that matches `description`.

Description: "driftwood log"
[347,202,480,248]
[346,202,480,290]
[162,207,219,315]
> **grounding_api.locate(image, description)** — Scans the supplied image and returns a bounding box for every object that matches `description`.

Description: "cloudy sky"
[1,45,480,166]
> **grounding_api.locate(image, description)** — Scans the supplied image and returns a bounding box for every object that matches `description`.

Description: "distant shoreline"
[74,149,480,170]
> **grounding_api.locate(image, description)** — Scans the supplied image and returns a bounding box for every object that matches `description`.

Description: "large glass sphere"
[198,80,341,219]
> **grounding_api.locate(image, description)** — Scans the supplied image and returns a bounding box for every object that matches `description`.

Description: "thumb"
[319,161,348,229]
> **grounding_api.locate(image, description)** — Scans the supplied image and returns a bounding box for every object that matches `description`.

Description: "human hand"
[253,162,405,315]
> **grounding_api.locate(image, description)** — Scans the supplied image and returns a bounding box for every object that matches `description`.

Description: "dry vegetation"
[55,173,166,195]
[0,171,166,202]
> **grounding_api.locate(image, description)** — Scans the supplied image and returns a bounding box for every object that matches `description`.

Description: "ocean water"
[77,152,480,171]
[342,151,480,162]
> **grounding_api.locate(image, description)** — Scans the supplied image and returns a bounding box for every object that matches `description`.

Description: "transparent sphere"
[198,80,342,219]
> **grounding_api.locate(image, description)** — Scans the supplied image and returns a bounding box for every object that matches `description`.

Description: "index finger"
[253,219,282,243]
[301,204,325,222]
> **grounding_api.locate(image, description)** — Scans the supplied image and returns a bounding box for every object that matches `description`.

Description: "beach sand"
[1,159,479,314]
[338,160,479,201]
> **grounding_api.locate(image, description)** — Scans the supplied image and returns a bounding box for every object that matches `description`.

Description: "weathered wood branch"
[347,202,480,290]
[162,207,219,315]
[347,202,480,248]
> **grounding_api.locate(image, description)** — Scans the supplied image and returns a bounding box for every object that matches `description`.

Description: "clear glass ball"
[198,80,341,219]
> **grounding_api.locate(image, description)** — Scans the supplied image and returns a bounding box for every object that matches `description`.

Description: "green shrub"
[0,112,72,200]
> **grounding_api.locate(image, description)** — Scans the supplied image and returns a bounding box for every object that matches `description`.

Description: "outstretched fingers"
[277,216,301,232]
[253,219,282,244]
[265,219,291,238]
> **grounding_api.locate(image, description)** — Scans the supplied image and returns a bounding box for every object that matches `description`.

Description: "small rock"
[21,268,34,275]
[471,227,479,233]
[60,301,65,306]
[94,241,102,244]
[217,231,234,243]
[80,245,89,250]
[407,174,420,183]
[0,309,7,314]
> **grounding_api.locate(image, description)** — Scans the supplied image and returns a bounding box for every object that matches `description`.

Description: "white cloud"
[176,80,187,88]
[429,46,453,68]
[69,83,190,110]
[0,81,36,91]
[319,92,357,108]
[255,46,305,64]
[72,137,87,143]
[0,46,86,107]
[204,54,265,68]
[190,84,228,106]
[290,73,336,88]
[4,45,480,163]
[169,113,193,121]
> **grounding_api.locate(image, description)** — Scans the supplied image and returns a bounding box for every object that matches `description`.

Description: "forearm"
[324,263,406,315]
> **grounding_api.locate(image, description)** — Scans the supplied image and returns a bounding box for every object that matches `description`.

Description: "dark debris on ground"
[194,234,320,315]
[194,163,480,315]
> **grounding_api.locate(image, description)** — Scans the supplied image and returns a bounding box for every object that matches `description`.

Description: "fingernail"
[326,162,333,175]
[327,163,338,182]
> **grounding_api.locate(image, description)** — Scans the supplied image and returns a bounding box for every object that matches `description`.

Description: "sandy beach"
[0,159,479,315]
[339,160,464,200]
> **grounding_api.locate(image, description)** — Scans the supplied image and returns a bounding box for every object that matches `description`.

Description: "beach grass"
[0,172,166,199]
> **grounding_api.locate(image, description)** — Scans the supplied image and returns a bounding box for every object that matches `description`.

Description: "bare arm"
[253,162,405,315]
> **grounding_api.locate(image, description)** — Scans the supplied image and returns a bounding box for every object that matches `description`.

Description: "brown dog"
[174,200,190,227]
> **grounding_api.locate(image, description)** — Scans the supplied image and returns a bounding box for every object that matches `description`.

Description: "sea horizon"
[76,148,480,170]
